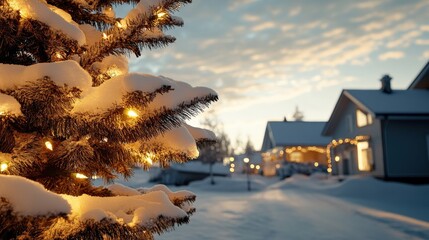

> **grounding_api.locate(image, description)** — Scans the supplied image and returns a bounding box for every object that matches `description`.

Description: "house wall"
[329,100,385,177]
[383,119,429,177]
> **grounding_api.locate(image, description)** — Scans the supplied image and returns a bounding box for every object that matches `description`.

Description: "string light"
[314,162,319,167]
[143,153,155,166]
[231,163,235,168]
[45,141,53,151]
[250,164,255,169]
[243,158,249,163]
[75,173,88,179]
[0,163,8,172]
[230,167,235,173]
[255,165,260,170]
[106,66,122,77]
[126,109,139,118]
[156,10,167,19]
[55,52,63,59]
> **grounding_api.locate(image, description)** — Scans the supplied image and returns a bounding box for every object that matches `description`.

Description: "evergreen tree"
[0,0,217,239]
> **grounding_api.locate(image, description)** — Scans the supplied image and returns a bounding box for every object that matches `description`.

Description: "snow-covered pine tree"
[0,0,217,239]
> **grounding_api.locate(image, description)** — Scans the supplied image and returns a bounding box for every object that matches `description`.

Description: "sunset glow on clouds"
[121,0,429,149]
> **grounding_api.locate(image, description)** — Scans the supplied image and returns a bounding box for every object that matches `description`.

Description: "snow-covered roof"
[408,61,429,89]
[261,121,331,151]
[323,89,429,135]
[345,90,429,115]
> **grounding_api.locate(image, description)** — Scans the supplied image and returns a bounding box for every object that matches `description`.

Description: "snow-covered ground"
[100,170,429,240]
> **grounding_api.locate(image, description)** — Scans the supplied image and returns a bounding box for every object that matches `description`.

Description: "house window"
[357,141,373,171]
[290,152,303,162]
[356,109,373,127]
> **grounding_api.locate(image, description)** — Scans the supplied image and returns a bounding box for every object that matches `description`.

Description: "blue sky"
[122,0,429,151]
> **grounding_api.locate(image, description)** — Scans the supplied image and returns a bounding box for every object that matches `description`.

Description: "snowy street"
[156,175,429,240]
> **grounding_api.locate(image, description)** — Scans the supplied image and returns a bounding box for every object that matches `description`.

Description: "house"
[322,64,429,181]
[261,121,332,177]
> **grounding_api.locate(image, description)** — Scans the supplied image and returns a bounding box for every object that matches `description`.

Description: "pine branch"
[80,0,191,68]
[0,7,79,64]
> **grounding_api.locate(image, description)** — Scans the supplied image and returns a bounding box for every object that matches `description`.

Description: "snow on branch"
[0,93,22,116]
[6,0,86,45]
[0,61,92,93]
[0,175,193,239]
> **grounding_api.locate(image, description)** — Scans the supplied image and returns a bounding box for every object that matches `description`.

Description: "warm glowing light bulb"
[250,164,255,169]
[327,168,332,173]
[157,11,167,19]
[243,158,249,163]
[75,173,88,179]
[0,163,8,172]
[45,141,53,151]
[126,109,139,118]
[256,165,260,170]
[230,163,235,168]
[335,156,340,162]
[314,162,319,167]
[229,167,235,173]
[229,157,234,162]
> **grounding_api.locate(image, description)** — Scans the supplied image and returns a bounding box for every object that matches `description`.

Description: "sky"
[121,0,429,151]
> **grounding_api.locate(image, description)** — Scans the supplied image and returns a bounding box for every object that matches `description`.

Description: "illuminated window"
[356,109,373,127]
[290,152,303,162]
[357,141,373,171]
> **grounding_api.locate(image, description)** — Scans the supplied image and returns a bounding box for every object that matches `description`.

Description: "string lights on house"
[326,135,370,173]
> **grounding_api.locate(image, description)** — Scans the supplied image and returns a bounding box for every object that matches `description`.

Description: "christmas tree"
[0,0,217,239]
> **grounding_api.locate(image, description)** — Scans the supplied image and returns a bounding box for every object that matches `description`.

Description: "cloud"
[252,21,276,31]
[378,51,405,61]
[416,39,429,45]
[242,14,260,22]
[323,28,346,38]
[288,7,302,17]
[386,30,421,48]
[354,1,385,9]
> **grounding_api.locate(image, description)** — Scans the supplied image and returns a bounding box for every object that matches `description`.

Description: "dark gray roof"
[408,61,429,89]
[345,90,429,115]
[261,121,331,151]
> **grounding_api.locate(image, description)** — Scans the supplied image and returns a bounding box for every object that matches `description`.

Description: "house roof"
[261,121,331,152]
[323,89,429,135]
[408,61,429,89]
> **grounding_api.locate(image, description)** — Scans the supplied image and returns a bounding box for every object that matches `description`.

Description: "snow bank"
[9,0,85,45]
[63,191,187,226]
[0,175,71,216]
[170,161,230,175]
[0,60,92,93]
[0,93,22,116]
[188,175,273,192]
